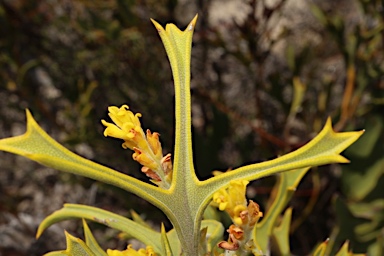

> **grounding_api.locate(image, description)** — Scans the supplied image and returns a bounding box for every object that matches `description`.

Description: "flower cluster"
[213,180,263,254]
[102,105,172,188]
[107,245,157,256]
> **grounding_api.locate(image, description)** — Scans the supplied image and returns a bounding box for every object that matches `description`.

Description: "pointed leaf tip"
[150,18,163,33]
[151,15,198,33]
[64,230,95,256]
[187,14,198,31]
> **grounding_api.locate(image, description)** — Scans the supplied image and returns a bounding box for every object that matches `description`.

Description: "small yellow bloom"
[226,180,248,209]
[102,104,173,188]
[146,130,162,158]
[108,105,142,131]
[213,180,248,214]
[101,105,145,150]
[107,245,157,256]
[233,204,247,225]
[212,180,259,226]
[133,148,158,171]
[213,188,229,211]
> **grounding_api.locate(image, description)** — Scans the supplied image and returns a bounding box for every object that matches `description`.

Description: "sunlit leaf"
[82,219,108,256]
[37,204,163,254]
[64,231,95,256]
[272,208,292,255]
[161,223,173,256]
[254,167,310,252]
[201,219,225,253]
[312,239,329,256]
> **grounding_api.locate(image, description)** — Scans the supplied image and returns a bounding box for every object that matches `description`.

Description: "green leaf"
[348,199,384,219]
[43,251,68,256]
[272,208,293,256]
[345,115,382,158]
[312,239,365,256]
[335,241,360,256]
[312,239,329,256]
[343,158,384,200]
[367,236,384,256]
[254,167,310,252]
[166,229,182,255]
[161,223,173,256]
[64,231,96,256]
[37,204,163,254]
[201,219,225,253]
[0,109,167,208]
[289,77,306,118]
[341,115,384,200]
[130,209,153,229]
[201,118,364,195]
[203,205,221,222]
[310,4,328,26]
[82,219,108,256]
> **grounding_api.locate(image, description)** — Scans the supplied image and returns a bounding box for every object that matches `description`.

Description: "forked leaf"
[0,110,165,207]
[335,241,366,256]
[312,239,365,256]
[272,208,293,255]
[63,231,95,256]
[254,167,310,252]
[37,204,163,254]
[348,199,384,219]
[336,241,352,256]
[82,219,108,256]
[202,118,364,195]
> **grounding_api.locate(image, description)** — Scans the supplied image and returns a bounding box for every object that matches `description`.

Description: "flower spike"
[102,105,173,189]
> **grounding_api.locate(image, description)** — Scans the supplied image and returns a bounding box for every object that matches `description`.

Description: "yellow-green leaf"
[254,167,310,252]
[201,118,364,194]
[82,219,108,256]
[64,231,95,256]
[0,110,166,208]
[313,239,329,256]
[43,251,68,256]
[272,208,293,256]
[161,223,173,256]
[37,204,163,254]
[201,219,225,253]
[166,229,182,255]
[335,240,366,256]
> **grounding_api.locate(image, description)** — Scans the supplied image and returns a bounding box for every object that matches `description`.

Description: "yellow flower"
[213,180,250,225]
[213,180,248,211]
[226,180,248,210]
[213,188,229,211]
[146,130,162,159]
[107,245,157,256]
[101,105,146,150]
[101,104,173,188]
[133,148,159,171]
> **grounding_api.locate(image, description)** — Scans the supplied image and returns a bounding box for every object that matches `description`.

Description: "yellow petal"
[146,130,162,158]
[102,120,127,139]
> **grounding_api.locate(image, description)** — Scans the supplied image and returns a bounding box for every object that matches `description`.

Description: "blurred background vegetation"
[0,0,383,255]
